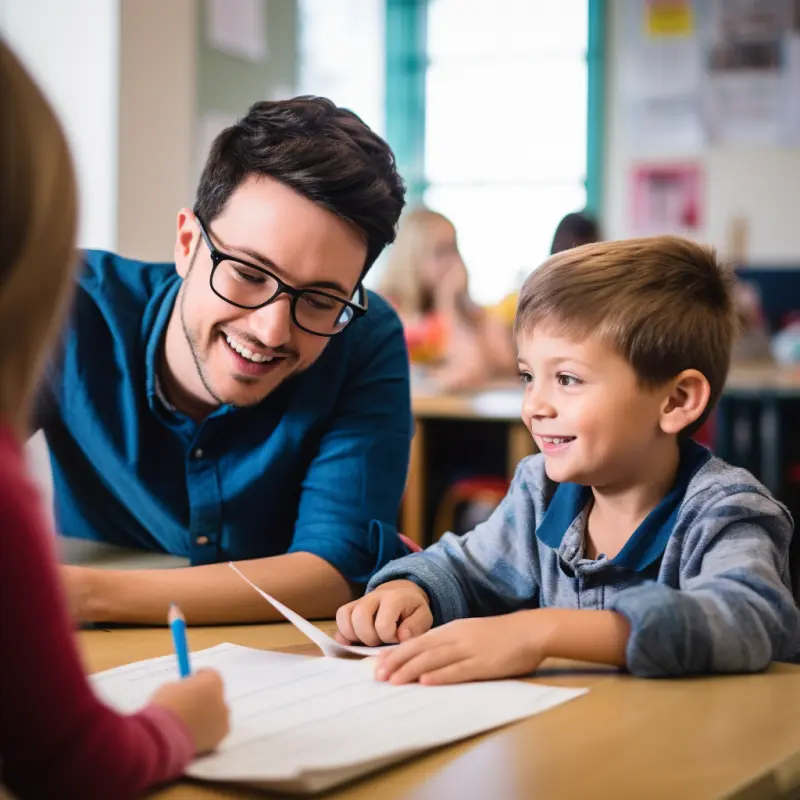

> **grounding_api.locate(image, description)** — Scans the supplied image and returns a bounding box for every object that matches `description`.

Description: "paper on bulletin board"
[621,0,705,153]
[631,163,703,237]
[206,0,267,63]
[645,0,695,37]
[702,0,800,145]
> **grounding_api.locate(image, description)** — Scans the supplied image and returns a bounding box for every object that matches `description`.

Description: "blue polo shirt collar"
[535,439,712,571]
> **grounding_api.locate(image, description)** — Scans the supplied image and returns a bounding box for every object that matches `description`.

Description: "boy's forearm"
[532,608,631,668]
[65,552,355,625]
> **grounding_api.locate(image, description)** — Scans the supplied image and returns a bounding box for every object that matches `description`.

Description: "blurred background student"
[0,39,228,799]
[550,210,601,255]
[488,210,602,334]
[379,207,517,390]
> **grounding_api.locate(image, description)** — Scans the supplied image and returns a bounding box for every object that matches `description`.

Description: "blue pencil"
[168,604,191,679]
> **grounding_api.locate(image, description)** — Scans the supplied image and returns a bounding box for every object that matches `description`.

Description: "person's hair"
[378,207,453,316]
[515,235,737,436]
[0,40,78,433]
[550,211,600,254]
[194,96,405,276]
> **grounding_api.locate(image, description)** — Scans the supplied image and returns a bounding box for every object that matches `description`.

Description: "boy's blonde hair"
[0,40,78,433]
[515,235,737,436]
[378,207,452,316]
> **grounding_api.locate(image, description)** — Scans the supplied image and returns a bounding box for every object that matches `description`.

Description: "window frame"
[384,0,604,215]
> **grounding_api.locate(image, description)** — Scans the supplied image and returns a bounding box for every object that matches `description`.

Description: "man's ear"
[174,208,197,278]
[659,369,711,436]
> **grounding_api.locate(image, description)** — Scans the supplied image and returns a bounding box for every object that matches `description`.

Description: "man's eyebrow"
[219,239,350,296]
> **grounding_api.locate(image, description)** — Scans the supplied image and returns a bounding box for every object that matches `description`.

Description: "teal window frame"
[384,0,604,217]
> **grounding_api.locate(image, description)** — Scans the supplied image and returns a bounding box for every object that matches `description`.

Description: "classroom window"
[423,0,590,304]
[296,0,386,136]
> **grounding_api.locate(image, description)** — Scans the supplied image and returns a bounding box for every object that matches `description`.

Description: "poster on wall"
[631,163,703,237]
[621,0,705,153]
[702,0,800,144]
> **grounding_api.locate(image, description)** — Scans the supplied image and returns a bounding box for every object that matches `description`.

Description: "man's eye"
[234,267,266,285]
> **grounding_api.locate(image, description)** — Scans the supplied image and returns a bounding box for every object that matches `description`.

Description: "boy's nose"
[522,386,556,421]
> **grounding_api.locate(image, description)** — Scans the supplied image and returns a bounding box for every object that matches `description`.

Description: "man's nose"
[248,294,293,349]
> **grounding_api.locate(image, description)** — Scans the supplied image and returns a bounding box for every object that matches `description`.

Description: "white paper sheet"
[92,643,587,792]
[229,562,396,657]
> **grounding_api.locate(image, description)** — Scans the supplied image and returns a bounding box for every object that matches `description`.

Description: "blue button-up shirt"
[35,251,413,582]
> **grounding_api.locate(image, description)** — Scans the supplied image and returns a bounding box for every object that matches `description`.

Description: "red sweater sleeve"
[0,428,195,799]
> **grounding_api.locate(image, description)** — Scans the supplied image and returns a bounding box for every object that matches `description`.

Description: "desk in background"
[719,363,800,496]
[81,622,800,799]
[58,537,189,570]
[405,385,534,547]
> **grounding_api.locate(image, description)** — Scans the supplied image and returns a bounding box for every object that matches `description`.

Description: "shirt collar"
[143,277,181,415]
[535,439,712,571]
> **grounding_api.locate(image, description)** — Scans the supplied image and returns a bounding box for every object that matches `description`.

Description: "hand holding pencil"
[149,604,230,754]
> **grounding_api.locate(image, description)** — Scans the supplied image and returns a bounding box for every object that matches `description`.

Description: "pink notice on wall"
[631,163,703,237]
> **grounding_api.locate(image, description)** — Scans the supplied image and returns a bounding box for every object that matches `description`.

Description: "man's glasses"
[195,214,367,337]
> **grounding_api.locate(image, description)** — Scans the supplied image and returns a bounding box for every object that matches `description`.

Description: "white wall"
[0,0,120,251]
[603,2,800,264]
[116,0,197,261]
[0,0,197,260]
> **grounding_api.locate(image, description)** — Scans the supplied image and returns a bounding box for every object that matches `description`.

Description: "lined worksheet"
[92,643,586,793]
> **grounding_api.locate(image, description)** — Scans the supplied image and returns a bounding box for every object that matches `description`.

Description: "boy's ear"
[659,369,711,436]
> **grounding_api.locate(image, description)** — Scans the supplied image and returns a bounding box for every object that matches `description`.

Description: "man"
[36,97,412,624]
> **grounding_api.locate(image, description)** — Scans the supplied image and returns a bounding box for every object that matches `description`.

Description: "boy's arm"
[537,609,630,666]
[367,460,543,625]
[607,491,800,677]
[373,607,630,685]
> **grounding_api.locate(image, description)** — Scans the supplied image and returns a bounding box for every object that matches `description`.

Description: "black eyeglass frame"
[195,214,368,337]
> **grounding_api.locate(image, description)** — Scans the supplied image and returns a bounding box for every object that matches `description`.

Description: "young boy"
[336,236,800,685]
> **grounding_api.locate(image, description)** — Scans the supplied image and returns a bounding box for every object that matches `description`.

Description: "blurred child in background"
[489,210,601,328]
[379,208,517,390]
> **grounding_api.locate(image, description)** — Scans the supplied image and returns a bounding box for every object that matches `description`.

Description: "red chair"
[398,533,423,553]
[432,477,509,541]
[693,412,716,450]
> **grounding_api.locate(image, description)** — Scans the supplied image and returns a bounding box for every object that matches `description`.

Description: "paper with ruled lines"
[92,643,587,793]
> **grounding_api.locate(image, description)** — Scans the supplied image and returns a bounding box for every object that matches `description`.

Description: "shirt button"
[196,535,210,546]
[193,447,204,460]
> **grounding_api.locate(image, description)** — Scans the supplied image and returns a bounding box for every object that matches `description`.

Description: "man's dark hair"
[194,96,406,274]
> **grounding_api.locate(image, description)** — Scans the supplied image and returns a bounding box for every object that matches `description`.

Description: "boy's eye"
[557,373,581,387]
[518,370,533,385]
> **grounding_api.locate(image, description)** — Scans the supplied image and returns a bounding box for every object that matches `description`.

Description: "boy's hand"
[151,669,230,754]
[335,580,433,646]
[374,612,546,685]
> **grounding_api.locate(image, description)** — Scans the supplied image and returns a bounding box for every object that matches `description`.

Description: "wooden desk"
[81,623,800,799]
[405,385,532,546]
[726,363,800,396]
